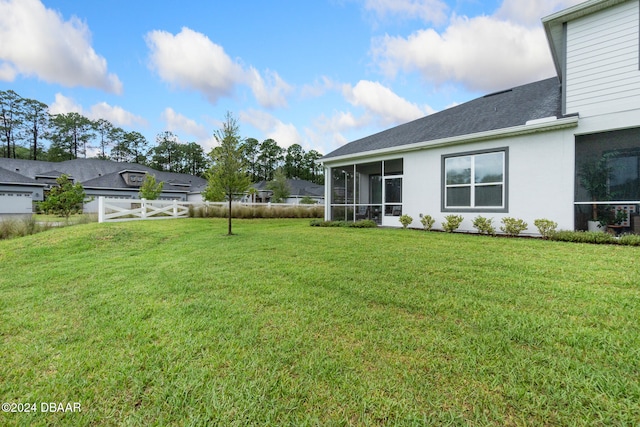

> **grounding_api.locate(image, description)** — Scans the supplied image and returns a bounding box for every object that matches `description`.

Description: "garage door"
[0,192,33,214]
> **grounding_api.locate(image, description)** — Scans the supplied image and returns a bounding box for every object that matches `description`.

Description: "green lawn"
[1,219,639,426]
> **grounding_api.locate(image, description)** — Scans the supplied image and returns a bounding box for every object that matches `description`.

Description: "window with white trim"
[443,149,507,211]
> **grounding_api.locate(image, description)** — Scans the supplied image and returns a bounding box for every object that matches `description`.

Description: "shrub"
[550,230,617,244]
[500,217,528,236]
[442,215,463,233]
[299,196,317,205]
[419,214,435,231]
[534,218,558,239]
[309,219,377,228]
[399,214,413,229]
[309,220,346,227]
[617,233,640,246]
[472,216,495,235]
[349,220,377,228]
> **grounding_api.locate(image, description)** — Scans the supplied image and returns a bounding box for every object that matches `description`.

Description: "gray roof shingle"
[0,167,46,186]
[323,77,563,160]
[252,179,324,197]
[0,158,206,192]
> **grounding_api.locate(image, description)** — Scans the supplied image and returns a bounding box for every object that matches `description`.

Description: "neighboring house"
[243,179,325,204]
[0,167,46,218]
[321,0,640,234]
[0,158,207,214]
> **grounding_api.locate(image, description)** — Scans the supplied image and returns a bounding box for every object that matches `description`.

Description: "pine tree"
[203,112,251,235]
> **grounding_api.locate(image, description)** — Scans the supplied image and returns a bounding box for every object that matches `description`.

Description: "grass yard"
[0,219,639,426]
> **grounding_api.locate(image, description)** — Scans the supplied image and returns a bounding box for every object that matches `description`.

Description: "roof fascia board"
[541,0,625,23]
[0,181,47,187]
[84,186,186,193]
[322,115,579,165]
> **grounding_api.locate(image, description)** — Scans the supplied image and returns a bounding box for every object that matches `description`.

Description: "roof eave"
[83,185,188,193]
[321,115,579,165]
[0,181,47,187]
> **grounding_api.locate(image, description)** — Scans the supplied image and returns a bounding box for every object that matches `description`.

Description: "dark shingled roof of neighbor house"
[252,179,324,197]
[323,77,564,160]
[0,158,207,193]
[0,167,46,186]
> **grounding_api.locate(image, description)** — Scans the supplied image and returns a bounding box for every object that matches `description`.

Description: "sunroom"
[328,158,403,226]
[575,127,640,234]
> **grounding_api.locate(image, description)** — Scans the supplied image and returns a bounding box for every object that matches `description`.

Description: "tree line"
[0,89,324,184]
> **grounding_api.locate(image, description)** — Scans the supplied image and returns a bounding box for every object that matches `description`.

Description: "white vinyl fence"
[97,197,321,223]
[98,197,190,223]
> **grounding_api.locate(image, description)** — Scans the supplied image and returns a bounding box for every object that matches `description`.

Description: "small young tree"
[267,168,291,203]
[39,174,87,219]
[203,112,251,235]
[139,173,164,200]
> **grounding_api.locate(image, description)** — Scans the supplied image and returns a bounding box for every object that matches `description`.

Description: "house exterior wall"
[399,129,576,233]
[0,184,46,217]
[565,0,640,116]
[324,125,577,233]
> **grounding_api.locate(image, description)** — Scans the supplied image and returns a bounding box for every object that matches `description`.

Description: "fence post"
[173,199,178,217]
[98,196,104,223]
[141,198,147,219]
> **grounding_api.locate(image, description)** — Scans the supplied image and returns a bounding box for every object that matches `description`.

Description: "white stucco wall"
[399,127,577,234]
[325,124,580,234]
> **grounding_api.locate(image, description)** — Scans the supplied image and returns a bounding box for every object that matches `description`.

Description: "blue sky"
[0,0,583,156]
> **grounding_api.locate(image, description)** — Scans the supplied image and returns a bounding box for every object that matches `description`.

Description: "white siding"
[565,0,640,116]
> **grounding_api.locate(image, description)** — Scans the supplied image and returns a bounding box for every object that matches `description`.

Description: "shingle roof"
[0,166,45,186]
[35,170,67,178]
[252,179,324,197]
[82,171,203,192]
[323,77,563,160]
[0,158,206,192]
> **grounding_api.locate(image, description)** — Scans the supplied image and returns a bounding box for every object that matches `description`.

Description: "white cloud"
[369,0,588,93]
[318,111,368,133]
[300,76,339,99]
[48,93,83,115]
[496,0,585,27]
[343,80,427,125]
[239,109,303,149]
[89,102,147,127]
[305,126,348,156]
[162,107,213,140]
[48,93,146,128]
[146,27,293,109]
[363,0,449,25]
[145,27,244,104]
[0,0,122,93]
[372,14,554,92]
[247,68,293,108]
